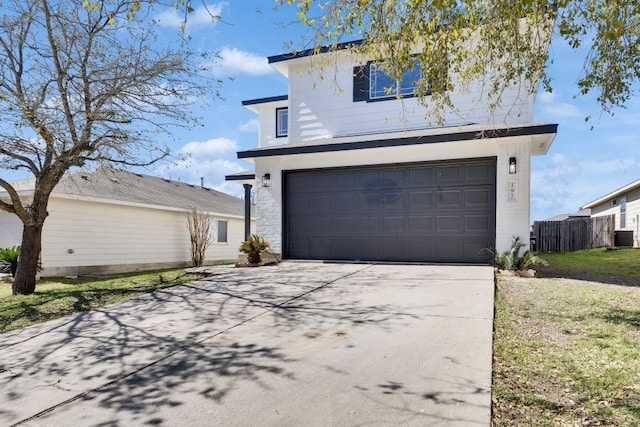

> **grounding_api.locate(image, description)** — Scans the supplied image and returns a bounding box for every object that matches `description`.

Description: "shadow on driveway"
[0,262,494,426]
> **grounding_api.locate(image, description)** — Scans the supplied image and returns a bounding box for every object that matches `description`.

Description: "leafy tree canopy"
[276,0,640,120]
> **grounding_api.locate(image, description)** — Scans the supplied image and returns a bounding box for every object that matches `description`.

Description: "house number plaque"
[507,180,518,201]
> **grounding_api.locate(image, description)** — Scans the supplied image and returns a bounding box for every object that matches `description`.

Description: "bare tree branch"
[0,0,219,294]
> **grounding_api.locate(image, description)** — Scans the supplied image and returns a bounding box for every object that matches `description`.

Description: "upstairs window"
[276,107,288,138]
[370,60,422,100]
[620,196,627,228]
[354,59,426,102]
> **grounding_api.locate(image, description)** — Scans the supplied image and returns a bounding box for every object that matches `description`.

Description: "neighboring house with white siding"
[582,179,640,247]
[0,168,253,276]
[226,37,558,263]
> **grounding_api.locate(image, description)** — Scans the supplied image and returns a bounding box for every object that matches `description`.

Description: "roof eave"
[582,179,640,209]
[237,123,558,160]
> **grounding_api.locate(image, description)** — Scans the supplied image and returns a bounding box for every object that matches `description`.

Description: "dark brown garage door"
[284,158,496,263]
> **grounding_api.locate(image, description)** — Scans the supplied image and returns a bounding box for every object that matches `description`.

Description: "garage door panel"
[383,217,407,234]
[331,239,359,258]
[464,240,492,258]
[411,239,436,259]
[437,190,462,207]
[409,167,436,185]
[383,191,408,208]
[437,165,463,183]
[290,217,333,235]
[333,217,359,234]
[465,188,493,207]
[313,174,335,189]
[285,158,495,263]
[436,216,462,233]
[383,169,409,184]
[408,216,435,233]
[312,239,337,257]
[289,174,316,193]
[334,193,358,212]
[465,163,493,182]
[436,240,463,258]
[358,217,383,234]
[410,191,434,209]
[465,215,491,233]
[288,239,310,258]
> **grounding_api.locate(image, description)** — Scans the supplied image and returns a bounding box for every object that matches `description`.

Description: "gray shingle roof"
[13,168,247,217]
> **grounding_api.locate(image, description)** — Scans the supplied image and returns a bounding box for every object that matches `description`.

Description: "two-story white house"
[227,40,557,263]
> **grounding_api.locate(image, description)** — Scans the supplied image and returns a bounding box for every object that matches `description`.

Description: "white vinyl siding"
[589,187,640,247]
[0,212,22,248]
[26,198,249,275]
[283,54,535,142]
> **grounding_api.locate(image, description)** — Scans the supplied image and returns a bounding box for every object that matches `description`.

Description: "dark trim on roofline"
[225,173,256,181]
[242,95,288,106]
[268,39,364,64]
[237,124,558,159]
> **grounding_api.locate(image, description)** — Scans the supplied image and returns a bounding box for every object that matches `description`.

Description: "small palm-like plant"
[481,237,547,271]
[239,234,270,265]
[0,246,21,277]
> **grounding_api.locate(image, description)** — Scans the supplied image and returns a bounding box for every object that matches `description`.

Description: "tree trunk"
[12,224,43,295]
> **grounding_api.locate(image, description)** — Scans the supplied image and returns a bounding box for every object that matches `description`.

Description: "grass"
[536,247,640,285]
[493,248,640,426]
[0,268,209,333]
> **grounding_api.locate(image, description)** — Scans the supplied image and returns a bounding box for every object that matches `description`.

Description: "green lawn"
[536,248,640,285]
[493,248,640,425]
[0,268,209,333]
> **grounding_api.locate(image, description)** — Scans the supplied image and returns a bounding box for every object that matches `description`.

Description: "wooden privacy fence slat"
[533,215,615,253]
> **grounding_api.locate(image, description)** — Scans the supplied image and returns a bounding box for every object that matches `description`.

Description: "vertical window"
[276,107,288,138]
[217,220,228,243]
[620,196,627,228]
[369,59,422,100]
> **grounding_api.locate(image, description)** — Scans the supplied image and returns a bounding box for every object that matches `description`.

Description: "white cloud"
[209,47,272,77]
[530,153,582,220]
[153,136,248,196]
[156,157,246,191]
[536,91,582,119]
[238,118,259,133]
[155,3,224,28]
[177,137,238,157]
[212,180,245,198]
[530,152,640,221]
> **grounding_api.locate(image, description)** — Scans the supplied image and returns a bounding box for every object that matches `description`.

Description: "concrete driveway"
[0,262,494,426]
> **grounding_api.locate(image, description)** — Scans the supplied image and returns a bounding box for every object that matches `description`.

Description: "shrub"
[482,237,547,271]
[239,234,270,265]
[0,246,21,277]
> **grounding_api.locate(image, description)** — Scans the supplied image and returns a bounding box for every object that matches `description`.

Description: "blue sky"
[4,2,639,222]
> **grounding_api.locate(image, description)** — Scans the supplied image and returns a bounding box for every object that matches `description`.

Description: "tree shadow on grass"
[600,307,640,329]
[535,265,640,287]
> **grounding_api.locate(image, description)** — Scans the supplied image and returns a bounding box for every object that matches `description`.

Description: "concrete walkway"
[0,262,495,426]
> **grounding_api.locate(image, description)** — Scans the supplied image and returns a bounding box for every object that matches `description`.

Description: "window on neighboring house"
[217,220,228,243]
[353,59,426,102]
[620,196,627,228]
[276,107,288,138]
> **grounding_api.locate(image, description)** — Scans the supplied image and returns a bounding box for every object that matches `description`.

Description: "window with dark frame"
[217,220,228,243]
[276,107,288,138]
[353,58,427,102]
